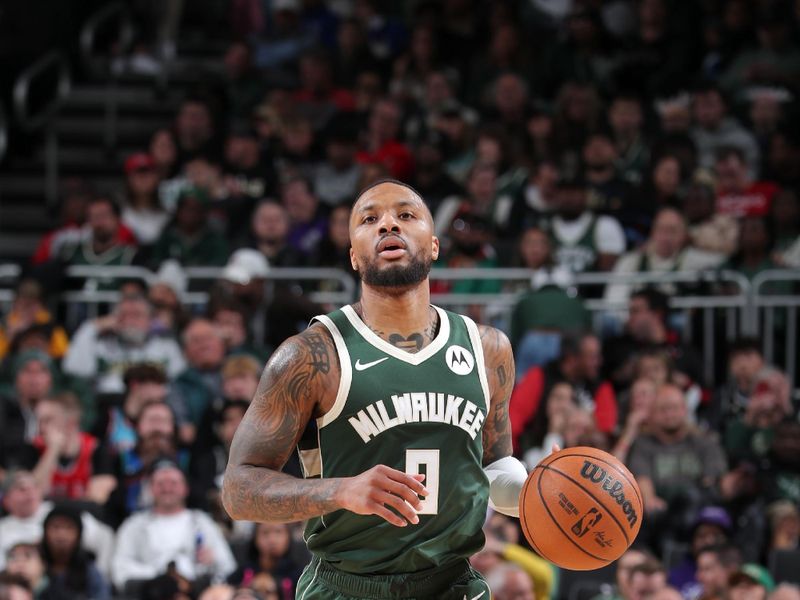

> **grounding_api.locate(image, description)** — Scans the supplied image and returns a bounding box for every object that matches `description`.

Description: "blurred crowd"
[2,0,800,598]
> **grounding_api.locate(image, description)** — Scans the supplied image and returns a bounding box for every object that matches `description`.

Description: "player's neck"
[356,282,437,353]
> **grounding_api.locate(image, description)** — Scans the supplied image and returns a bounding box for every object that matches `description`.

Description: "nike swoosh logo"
[463,592,486,600]
[354,357,390,371]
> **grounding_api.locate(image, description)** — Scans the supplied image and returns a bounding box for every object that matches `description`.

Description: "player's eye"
[362,215,377,224]
[399,212,414,219]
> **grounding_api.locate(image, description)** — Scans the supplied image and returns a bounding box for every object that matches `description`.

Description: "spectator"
[511,160,560,234]
[715,146,779,219]
[227,522,309,598]
[150,187,230,267]
[0,280,68,361]
[643,154,683,212]
[149,128,179,180]
[310,203,357,278]
[603,289,702,392]
[703,338,765,433]
[485,562,536,600]
[604,207,724,307]
[761,419,800,505]
[546,173,627,275]
[691,83,760,179]
[684,180,740,257]
[771,585,800,600]
[724,368,792,466]
[728,564,775,600]
[40,505,111,599]
[591,548,653,600]
[239,199,306,267]
[281,177,328,257]
[668,507,735,597]
[610,94,650,186]
[582,131,638,236]
[62,293,185,394]
[222,41,266,122]
[189,399,249,518]
[0,351,56,470]
[723,216,786,286]
[313,115,363,208]
[210,302,266,361]
[0,572,33,600]
[0,471,114,576]
[628,385,728,532]
[56,195,137,291]
[522,403,600,468]
[121,152,169,247]
[694,543,743,600]
[356,98,413,180]
[293,49,356,130]
[510,333,617,453]
[407,131,462,216]
[111,460,236,592]
[31,179,94,267]
[509,227,590,366]
[331,18,379,88]
[110,400,184,522]
[28,393,116,504]
[174,319,227,435]
[174,97,218,166]
[627,559,668,600]
[97,364,172,455]
[4,542,48,598]
[613,378,658,463]
[770,189,800,268]
[148,260,190,335]
[766,500,800,553]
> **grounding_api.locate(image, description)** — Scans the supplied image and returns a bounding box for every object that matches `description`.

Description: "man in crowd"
[111,459,236,592]
[63,293,185,394]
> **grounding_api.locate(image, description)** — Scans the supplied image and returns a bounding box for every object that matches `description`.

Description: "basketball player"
[222,180,530,599]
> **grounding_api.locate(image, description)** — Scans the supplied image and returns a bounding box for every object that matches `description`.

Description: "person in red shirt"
[357,97,414,179]
[29,393,116,505]
[715,146,779,218]
[510,332,617,455]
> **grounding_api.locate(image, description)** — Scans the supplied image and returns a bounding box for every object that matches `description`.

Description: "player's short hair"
[355,178,424,205]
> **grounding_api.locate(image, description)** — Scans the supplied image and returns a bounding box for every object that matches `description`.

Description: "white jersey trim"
[313,314,353,429]
[462,315,491,414]
[340,304,451,365]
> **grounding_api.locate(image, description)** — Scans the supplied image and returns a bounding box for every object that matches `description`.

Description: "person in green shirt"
[150,187,230,267]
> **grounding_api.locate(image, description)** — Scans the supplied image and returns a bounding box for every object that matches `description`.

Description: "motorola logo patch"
[445,345,474,375]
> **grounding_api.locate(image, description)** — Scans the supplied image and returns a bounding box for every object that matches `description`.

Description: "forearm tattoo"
[480,325,515,465]
[222,327,342,523]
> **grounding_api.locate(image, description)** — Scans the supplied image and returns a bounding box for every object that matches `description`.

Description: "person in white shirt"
[604,206,725,307]
[0,471,114,577]
[111,459,236,591]
[548,176,626,273]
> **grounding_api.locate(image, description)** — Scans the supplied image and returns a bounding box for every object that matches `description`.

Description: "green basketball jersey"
[299,304,490,575]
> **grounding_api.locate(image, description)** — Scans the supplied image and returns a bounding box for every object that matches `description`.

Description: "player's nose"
[377,211,401,234]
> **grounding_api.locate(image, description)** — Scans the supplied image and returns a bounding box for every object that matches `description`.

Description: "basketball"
[519,447,643,571]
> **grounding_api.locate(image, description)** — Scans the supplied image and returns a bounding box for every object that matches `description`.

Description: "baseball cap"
[692,506,733,533]
[729,564,776,592]
[124,153,156,175]
[222,249,270,285]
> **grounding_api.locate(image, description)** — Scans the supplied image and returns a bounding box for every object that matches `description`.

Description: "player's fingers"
[380,477,424,511]
[375,491,419,525]
[368,500,409,527]
[383,467,429,496]
[551,443,561,453]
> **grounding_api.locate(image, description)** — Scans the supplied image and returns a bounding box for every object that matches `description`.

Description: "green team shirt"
[299,304,490,574]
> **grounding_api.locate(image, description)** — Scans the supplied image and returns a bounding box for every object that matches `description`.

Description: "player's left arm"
[479,324,529,518]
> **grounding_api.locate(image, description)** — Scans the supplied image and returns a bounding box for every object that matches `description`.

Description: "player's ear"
[349,247,359,272]
[431,235,440,261]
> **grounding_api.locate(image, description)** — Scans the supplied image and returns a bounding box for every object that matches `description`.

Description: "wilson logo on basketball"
[579,461,639,528]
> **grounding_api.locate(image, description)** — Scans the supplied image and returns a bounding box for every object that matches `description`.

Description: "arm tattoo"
[222,326,342,523]
[479,325,515,465]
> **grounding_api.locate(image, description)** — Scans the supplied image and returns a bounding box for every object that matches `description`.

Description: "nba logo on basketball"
[571,507,603,537]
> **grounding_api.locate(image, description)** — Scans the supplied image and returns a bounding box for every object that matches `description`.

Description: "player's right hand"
[336,464,429,527]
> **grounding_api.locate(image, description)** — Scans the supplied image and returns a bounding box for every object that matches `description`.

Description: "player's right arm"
[221,323,428,526]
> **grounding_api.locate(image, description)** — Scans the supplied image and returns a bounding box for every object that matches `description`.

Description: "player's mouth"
[376,235,407,259]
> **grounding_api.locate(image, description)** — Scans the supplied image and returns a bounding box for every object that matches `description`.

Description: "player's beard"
[360,248,432,288]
